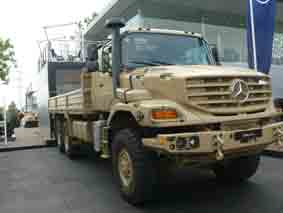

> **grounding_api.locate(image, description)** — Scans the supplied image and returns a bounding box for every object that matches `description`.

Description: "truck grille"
[186,76,271,115]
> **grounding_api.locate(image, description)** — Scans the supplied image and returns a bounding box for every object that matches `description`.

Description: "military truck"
[48,18,283,205]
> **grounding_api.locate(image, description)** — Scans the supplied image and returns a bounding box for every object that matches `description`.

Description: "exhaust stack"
[105,18,125,97]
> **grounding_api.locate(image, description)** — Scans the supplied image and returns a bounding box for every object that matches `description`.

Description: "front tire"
[213,155,260,183]
[112,129,158,205]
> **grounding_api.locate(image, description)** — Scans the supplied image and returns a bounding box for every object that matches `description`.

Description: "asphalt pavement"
[0,148,283,213]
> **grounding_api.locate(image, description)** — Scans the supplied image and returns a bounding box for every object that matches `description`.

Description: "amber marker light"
[159,136,167,145]
[151,109,178,120]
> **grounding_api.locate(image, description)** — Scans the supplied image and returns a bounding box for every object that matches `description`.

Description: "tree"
[78,12,98,31]
[0,38,16,81]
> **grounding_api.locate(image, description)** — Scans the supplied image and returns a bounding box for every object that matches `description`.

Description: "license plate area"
[234,129,262,143]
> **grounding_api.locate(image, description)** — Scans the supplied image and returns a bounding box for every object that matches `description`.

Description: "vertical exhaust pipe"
[105,18,125,97]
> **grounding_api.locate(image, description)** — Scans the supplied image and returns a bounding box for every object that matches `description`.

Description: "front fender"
[107,102,140,126]
[108,99,202,127]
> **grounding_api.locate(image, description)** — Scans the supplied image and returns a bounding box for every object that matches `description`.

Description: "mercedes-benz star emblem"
[230,79,249,103]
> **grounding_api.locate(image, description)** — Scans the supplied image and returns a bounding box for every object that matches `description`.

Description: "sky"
[0,0,111,108]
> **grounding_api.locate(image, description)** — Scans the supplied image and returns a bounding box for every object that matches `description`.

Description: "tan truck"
[48,18,283,205]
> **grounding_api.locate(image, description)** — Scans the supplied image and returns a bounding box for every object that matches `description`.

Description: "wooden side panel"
[57,95,67,110]
[81,72,93,109]
[48,98,57,110]
[67,91,83,110]
[48,72,96,112]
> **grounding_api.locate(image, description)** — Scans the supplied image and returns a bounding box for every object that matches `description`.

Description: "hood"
[140,65,271,116]
[143,65,267,78]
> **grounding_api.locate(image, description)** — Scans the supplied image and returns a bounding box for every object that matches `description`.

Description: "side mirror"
[87,44,98,61]
[210,45,221,65]
[85,44,99,72]
[86,60,98,72]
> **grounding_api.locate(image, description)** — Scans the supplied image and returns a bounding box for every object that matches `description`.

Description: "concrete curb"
[0,144,57,153]
[262,150,283,159]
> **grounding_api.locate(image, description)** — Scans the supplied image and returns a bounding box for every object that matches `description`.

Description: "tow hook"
[212,135,224,161]
[274,128,283,146]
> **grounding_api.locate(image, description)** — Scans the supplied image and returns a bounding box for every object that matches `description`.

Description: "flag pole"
[249,0,258,71]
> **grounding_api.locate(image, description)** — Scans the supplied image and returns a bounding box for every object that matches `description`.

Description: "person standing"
[6,102,18,138]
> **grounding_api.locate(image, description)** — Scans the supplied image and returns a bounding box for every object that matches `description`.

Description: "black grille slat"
[186,76,271,115]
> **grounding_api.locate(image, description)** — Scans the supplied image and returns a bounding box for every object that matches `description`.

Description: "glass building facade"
[125,10,283,68]
[123,4,283,97]
[84,0,283,96]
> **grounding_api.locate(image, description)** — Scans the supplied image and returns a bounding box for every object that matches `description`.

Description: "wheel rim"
[57,132,61,146]
[118,148,133,188]
[65,136,69,152]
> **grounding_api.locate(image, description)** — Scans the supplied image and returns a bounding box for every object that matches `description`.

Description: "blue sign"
[246,0,276,74]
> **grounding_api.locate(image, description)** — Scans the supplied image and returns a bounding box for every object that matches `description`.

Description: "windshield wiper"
[128,60,174,66]
[128,60,159,66]
[150,60,174,65]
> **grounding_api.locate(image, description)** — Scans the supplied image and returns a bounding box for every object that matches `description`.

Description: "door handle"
[99,83,104,88]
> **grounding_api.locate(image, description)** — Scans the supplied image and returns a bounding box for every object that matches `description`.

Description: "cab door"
[93,44,114,111]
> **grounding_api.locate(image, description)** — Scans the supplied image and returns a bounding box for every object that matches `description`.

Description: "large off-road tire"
[56,119,65,153]
[213,155,260,183]
[64,123,76,159]
[112,129,158,205]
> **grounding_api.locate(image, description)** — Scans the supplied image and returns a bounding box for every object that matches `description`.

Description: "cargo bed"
[48,73,94,113]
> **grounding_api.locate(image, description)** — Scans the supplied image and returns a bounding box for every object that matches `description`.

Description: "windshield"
[122,32,213,68]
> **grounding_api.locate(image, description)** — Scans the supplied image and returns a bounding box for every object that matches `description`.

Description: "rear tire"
[65,136,75,159]
[64,123,76,159]
[213,155,260,183]
[112,129,158,205]
[56,119,65,153]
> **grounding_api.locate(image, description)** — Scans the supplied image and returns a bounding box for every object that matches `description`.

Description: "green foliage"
[78,12,98,31]
[0,38,16,81]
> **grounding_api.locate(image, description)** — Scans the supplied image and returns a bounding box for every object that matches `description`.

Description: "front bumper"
[143,121,283,160]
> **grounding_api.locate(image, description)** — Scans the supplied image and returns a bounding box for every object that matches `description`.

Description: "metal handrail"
[0,82,8,144]
[0,112,7,145]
